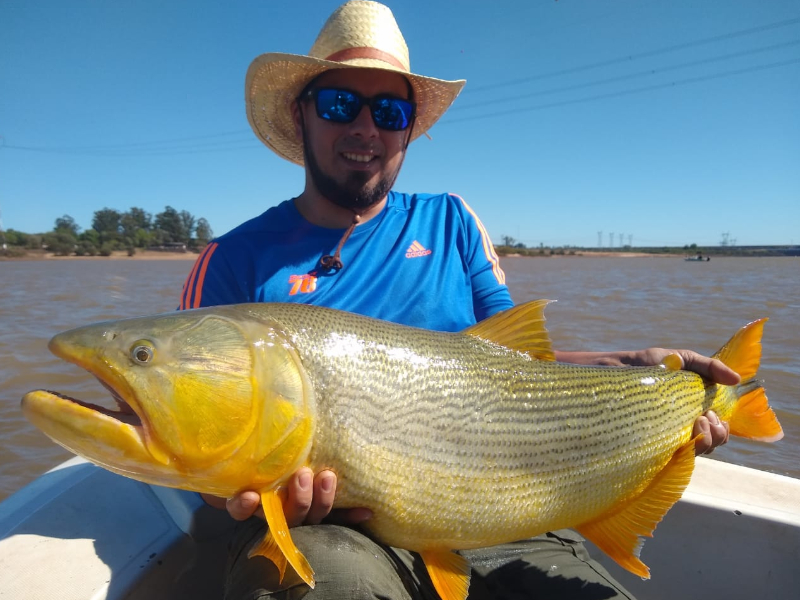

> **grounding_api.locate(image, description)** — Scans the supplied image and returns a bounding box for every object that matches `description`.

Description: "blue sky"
[1,0,798,248]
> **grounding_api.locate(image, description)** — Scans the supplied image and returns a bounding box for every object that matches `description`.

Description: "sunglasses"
[304,87,416,132]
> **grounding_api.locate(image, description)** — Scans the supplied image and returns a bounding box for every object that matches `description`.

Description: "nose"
[348,104,380,138]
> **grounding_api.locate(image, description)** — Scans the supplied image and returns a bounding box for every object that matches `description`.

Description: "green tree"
[92,208,122,245]
[501,235,516,247]
[54,215,80,237]
[78,229,100,255]
[195,218,213,246]
[121,207,153,247]
[180,210,196,241]
[154,206,189,243]
[4,229,30,247]
[43,231,77,256]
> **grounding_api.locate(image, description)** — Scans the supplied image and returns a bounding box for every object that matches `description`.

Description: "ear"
[291,100,303,142]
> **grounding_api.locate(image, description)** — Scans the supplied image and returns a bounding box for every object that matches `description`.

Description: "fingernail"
[708,411,720,425]
[298,470,312,491]
[320,473,334,494]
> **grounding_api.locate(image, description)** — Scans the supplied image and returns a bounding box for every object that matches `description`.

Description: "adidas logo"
[405,241,432,258]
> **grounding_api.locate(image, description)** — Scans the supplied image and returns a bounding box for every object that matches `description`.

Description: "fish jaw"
[19,324,187,487]
[21,388,169,483]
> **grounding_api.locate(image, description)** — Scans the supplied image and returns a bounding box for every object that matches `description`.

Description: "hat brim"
[246,52,465,165]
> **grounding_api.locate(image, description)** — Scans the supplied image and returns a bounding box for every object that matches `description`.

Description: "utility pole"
[597,231,603,248]
[609,232,614,248]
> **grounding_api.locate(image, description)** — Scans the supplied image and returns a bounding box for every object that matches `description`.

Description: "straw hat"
[245,0,466,165]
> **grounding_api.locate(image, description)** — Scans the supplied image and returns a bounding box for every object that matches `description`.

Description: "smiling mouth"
[343,152,376,163]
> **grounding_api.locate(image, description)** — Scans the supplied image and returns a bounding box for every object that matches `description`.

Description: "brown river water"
[0,255,797,502]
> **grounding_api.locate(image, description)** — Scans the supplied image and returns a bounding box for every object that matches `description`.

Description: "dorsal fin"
[464,300,555,361]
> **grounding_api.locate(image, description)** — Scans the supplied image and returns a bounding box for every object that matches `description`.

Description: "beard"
[302,128,404,213]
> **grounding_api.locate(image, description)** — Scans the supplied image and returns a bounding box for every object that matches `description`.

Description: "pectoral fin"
[576,438,697,578]
[247,490,315,588]
[419,549,471,600]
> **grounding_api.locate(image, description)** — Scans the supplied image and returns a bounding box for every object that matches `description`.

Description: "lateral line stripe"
[179,247,208,310]
[450,193,506,285]
[191,242,218,308]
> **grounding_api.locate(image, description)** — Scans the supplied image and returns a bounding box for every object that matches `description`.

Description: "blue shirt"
[180,191,512,332]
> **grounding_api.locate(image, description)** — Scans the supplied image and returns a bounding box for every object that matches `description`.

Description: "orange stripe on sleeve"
[180,243,217,310]
[191,242,218,308]
[450,194,506,285]
[179,251,205,310]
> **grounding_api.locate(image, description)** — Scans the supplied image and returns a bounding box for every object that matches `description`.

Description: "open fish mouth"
[41,379,143,428]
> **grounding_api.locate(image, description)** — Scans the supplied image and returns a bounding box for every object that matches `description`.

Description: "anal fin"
[420,549,471,600]
[576,438,697,578]
[247,490,315,588]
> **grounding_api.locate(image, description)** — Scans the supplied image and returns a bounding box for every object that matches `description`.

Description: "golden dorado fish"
[22,301,782,600]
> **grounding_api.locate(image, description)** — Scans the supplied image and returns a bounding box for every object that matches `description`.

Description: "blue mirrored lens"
[313,89,414,131]
[315,89,361,123]
[372,98,413,130]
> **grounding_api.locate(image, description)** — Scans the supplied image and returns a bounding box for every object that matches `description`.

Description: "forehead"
[311,68,411,98]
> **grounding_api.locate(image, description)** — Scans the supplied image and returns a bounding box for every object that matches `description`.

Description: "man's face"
[295,68,413,212]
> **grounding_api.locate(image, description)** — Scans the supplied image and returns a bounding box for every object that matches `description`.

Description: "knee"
[226,524,410,599]
[291,525,407,597]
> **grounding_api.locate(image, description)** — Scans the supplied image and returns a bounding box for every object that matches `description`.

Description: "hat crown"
[308,1,410,72]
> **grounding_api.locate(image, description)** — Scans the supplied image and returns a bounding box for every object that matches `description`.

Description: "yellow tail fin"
[713,318,767,380]
[713,318,783,442]
[729,385,784,442]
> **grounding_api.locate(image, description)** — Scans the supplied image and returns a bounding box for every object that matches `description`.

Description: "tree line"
[2,206,213,257]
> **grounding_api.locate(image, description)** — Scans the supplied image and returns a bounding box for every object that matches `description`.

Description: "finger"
[706,410,730,450]
[284,467,314,528]
[304,470,337,525]
[682,352,740,386]
[226,490,262,521]
[692,416,713,456]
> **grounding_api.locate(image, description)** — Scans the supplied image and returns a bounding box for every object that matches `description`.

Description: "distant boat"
[685,255,710,262]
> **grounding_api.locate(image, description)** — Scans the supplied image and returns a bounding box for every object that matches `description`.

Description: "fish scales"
[22,300,782,600]
[250,304,711,549]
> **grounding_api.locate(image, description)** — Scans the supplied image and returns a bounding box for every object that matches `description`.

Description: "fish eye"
[131,341,155,365]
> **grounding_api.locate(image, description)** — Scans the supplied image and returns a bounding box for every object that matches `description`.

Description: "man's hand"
[555,347,737,455]
[201,467,372,526]
[629,348,734,454]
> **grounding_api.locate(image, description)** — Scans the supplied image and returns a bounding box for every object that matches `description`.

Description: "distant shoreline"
[1,249,199,261]
[500,251,673,258]
[4,249,672,261]
[3,248,797,261]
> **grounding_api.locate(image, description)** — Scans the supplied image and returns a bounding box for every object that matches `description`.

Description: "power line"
[464,16,800,94]
[0,131,257,156]
[451,39,800,113]
[442,58,800,125]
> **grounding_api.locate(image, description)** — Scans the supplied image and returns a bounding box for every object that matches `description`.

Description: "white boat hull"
[0,457,798,599]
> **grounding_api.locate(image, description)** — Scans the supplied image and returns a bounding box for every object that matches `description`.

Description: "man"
[182,2,732,598]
